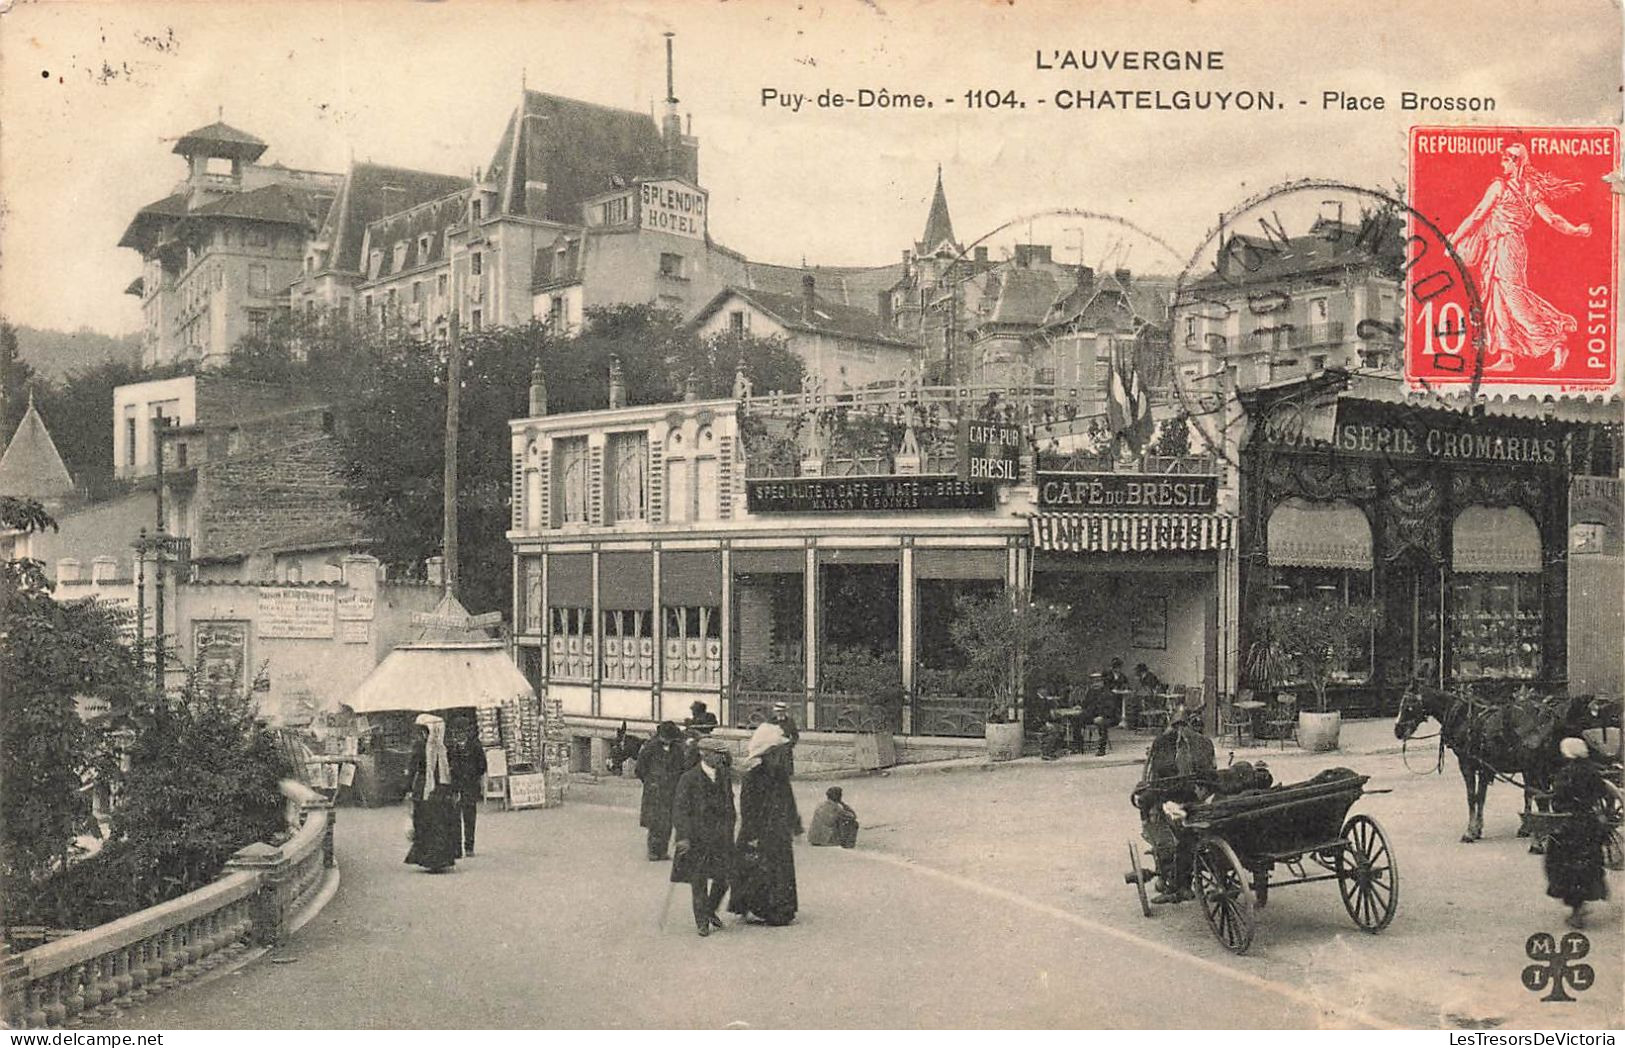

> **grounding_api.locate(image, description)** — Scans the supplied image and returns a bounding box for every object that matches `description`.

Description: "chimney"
[1114,267,1132,287]
[974,245,988,263]
[528,358,549,416]
[802,273,816,322]
[877,289,892,331]
[607,356,627,409]
[683,371,702,402]
[1077,265,1096,291]
[425,556,445,587]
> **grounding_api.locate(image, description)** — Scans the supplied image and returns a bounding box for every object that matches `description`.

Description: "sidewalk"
[569,716,1410,797]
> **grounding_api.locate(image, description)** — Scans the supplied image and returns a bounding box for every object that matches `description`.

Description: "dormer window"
[393,241,408,272]
[418,234,432,261]
[367,250,383,280]
[471,198,483,223]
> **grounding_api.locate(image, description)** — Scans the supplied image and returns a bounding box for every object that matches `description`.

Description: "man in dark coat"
[769,701,801,776]
[447,720,488,858]
[1136,709,1217,903]
[1082,671,1121,757]
[635,722,686,860]
[671,735,736,936]
[685,701,719,734]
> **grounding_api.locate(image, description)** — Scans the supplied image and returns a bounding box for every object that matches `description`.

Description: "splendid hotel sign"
[1038,472,1219,512]
[640,179,706,240]
[746,475,994,513]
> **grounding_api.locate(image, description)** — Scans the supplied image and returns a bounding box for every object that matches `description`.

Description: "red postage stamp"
[1408,125,1618,389]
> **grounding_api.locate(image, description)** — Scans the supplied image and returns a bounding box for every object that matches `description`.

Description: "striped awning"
[1031,513,1235,553]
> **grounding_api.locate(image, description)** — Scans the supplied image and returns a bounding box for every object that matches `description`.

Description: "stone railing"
[2,784,336,1029]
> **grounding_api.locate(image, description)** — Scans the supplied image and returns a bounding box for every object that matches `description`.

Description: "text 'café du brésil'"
[1039,475,1218,511]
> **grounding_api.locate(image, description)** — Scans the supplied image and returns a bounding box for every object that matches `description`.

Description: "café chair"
[1265,692,1298,749]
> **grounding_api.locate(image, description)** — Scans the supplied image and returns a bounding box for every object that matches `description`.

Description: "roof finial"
[217,104,224,121]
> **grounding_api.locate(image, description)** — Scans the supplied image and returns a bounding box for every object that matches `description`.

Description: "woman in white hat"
[1544,736,1610,928]
[404,713,458,873]
[728,722,803,925]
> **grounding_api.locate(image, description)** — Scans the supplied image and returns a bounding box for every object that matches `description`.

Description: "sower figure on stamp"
[671,735,736,937]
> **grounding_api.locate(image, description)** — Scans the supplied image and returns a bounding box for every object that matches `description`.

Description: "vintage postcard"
[0,0,1620,1037]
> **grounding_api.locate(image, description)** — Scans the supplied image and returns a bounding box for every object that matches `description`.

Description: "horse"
[1394,684,1618,845]
[607,721,644,776]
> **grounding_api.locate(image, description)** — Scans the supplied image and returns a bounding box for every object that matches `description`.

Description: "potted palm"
[1260,598,1381,752]
[948,594,1070,761]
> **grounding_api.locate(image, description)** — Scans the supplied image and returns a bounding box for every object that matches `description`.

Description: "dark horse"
[1395,684,1621,845]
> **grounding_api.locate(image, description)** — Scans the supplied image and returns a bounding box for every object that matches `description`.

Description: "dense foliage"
[947,594,1074,721]
[0,498,141,925]
[1258,598,1382,711]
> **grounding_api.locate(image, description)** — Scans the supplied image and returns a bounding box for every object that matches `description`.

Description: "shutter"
[588,442,605,526]
[535,443,551,530]
[731,548,805,574]
[548,553,592,607]
[662,551,723,607]
[717,435,735,520]
[511,450,525,530]
[599,552,654,610]
[649,437,665,524]
[915,549,1005,579]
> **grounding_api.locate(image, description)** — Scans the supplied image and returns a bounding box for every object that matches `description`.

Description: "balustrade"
[4,800,334,1028]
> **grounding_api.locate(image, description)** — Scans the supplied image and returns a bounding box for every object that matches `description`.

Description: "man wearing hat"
[1135,707,1217,903]
[685,700,719,735]
[635,722,686,861]
[671,735,736,936]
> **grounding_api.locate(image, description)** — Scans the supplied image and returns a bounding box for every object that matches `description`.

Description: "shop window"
[1266,567,1374,682]
[1451,575,1542,680]
[915,577,1003,696]
[554,436,589,524]
[607,432,648,522]
[602,609,654,684]
[732,557,805,694]
[820,558,901,695]
[548,607,593,681]
[664,606,721,687]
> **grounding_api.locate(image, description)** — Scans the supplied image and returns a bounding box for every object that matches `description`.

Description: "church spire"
[916,164,959,258]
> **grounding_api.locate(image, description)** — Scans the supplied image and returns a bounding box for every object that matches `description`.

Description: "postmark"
[1409,126,1619,391]
[1169,179,1485,469]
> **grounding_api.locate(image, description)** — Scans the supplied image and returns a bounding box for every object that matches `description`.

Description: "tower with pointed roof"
[0,392,78,511]
[914,165,961,259]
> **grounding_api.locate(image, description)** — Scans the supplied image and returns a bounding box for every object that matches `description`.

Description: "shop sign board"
[956,418,1023,483]
[1571,475,1623,555]
[507,772,550,810]
[193,620,250,693]
[746,475,993,514]
[1038,472,1219,512]
[336,592,375,621]
[639,179,706,240]
[257,587,336,639]
[1258,400,1562,467]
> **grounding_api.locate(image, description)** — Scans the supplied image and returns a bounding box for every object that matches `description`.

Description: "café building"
[1237,371,1620,713]
[507,380,1240,768]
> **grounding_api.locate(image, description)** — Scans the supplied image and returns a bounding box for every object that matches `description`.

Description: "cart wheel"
[1337,814,1399,933]
[1194,837,1255,954]
[1599,791,1623,871]
[1125,840,1152,917]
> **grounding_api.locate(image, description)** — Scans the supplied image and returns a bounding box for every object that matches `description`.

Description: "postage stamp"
[1407,125,1619,390]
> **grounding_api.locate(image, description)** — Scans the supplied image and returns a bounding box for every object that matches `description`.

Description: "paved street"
[110,734,1620,1030]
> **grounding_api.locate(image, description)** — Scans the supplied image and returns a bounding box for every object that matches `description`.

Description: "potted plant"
[948,594,1070,761]
[1260,598,1381,752]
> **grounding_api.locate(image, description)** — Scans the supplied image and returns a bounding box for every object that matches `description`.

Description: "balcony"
[1236,322,1345,356]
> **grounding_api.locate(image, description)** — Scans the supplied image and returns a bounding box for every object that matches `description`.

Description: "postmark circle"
[1169,179,1486,472]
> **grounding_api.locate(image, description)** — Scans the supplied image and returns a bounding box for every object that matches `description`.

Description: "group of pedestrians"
[636,703,846,937]
[403,712,487,873]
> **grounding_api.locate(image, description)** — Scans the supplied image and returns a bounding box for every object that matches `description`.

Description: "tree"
[1149,412,1193,459]
[947,594,1073,722]
[0,320,37,445]
[1258,598,1382,712]
[110,669,294,905]
[1,498,142,922]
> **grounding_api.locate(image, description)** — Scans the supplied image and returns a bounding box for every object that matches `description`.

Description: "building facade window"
[471,309,482,332]
[471,251,483,276]
[602,610,654,684]
[732,555,805,694]
[247,309,269,338]
[554,436,589,524]
[664,606,722,686]
[368,251,383,280]
[607,432,648,522]
[471,199,483,223]
[548,607,592,680]
[438,273,449,297]
[125,417,137,466]
[730,310,746,335]
[659,252,685,279]
[393,242,408,272]
[250,228,269,248]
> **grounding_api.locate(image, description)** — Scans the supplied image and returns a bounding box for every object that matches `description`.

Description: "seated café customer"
[685,700,719,734]
[1127,663,1161,729]
[808,786,860,848]
[1083,672,1121,757]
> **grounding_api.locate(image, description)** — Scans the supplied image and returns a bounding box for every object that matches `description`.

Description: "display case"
[1451,575,1542,680]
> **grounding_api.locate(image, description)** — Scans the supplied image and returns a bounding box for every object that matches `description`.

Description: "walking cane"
[656,880,678,931]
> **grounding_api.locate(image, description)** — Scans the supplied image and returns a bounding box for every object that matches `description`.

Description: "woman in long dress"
[404,713,458,873]
[1450,143,1592,372]
[728,723,802,925]
[1544,737,1610,928]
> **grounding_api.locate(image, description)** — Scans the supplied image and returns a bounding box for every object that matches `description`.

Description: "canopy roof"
[346,592,531,713]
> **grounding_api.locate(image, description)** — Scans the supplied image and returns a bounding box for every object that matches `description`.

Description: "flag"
[1106,342,1154,453]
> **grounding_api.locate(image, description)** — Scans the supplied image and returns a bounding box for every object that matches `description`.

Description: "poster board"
[482,748,508,802]
[1130,596,1168,650]
[507,771,549,810]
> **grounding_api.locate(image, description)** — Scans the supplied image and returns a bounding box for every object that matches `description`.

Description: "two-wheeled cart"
[1126,771,1398,954]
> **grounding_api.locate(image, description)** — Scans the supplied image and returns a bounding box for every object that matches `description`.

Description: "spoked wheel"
[1337,814,1399,933]
[1598,786,1623,872]
[1194,837,1255,954]
[1125,840,1152,917]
